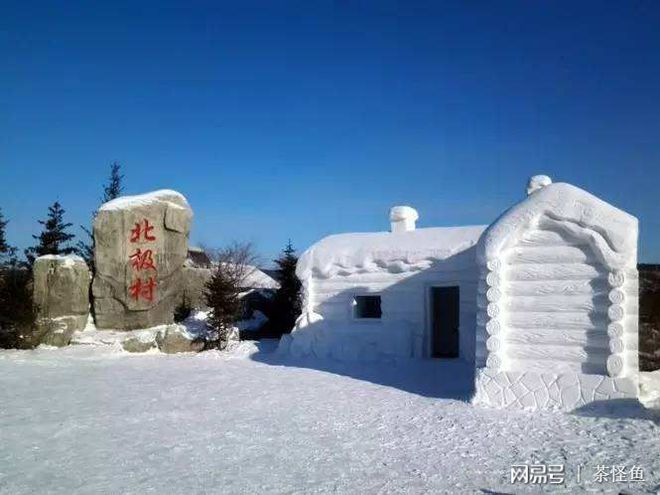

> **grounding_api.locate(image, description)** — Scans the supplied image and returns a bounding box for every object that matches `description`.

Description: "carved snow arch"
[476,182,639,379]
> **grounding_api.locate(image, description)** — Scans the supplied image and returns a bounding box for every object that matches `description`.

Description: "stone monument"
[33,254,90,346]
[92,190,192,330]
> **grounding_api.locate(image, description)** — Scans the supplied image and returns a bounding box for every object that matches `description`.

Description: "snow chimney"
[526,175,552,196]
[389,206,418,233]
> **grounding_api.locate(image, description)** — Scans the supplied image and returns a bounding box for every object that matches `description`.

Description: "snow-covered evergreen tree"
[76,162,124,267]
[25,202,76,265]
[269,240,302,336]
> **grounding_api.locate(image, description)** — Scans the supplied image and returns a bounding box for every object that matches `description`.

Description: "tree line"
[0,162,302,349]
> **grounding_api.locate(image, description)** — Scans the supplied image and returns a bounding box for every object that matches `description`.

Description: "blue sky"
[1,1,659,264]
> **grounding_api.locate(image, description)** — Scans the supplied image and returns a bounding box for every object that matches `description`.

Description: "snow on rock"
[155,325,204,354]
[0,347,657,493]
[35,254,87,267]
[71,316,205,354]
[98,189,189,212]
[72,325,164,352]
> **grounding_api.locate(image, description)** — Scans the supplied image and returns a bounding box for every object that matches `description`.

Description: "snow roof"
[186,247,212,268]
[99,189,190,212]
[297,225,487,279]
[478,182,638,270]
[243,265,280,289]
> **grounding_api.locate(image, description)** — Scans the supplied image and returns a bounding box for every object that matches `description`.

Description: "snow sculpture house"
[284,176,640,410]
[473,177,639,410]
[289,205,487,362]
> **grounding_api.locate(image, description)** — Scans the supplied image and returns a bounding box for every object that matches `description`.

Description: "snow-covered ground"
[0,344,658,494]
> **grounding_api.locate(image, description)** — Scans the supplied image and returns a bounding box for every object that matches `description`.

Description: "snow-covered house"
[282,176,640,410]
[182,248,279,311]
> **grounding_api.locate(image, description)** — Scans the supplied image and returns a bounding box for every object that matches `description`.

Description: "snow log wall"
[474,182,640,411]
[286,249,479,362]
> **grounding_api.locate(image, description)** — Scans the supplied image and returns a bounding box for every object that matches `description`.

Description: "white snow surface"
[0,346,658,494]
[98,189,189,212]
[297,225,487,279]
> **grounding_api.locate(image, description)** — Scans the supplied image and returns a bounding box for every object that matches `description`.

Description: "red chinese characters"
[129,248,156,271]
[129,276,157,302]
[130,219,156,243]
[128,218,158,302]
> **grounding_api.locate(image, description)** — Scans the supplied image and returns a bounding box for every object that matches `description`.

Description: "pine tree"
[205,267,242,349]
[0,208,9,256]
[269,240,302,336]
[0,207,18,267]
[102,161,124,203]
[0,264,37,348]
[76,162,124,267]
[25,202,76,265]
[204,243,257,349]
[0,208,36,349]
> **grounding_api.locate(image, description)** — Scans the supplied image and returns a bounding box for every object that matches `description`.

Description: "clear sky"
[1,1,659,264]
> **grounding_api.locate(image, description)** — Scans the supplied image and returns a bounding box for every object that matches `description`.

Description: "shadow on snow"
[249,347,476,401]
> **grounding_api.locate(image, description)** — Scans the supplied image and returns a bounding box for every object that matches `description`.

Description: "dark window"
[353,295,382,319]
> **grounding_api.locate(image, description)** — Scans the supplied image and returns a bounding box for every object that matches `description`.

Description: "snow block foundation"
[474,369,638,411]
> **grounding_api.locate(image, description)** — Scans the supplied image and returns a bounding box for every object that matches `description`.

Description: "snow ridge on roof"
[297,225,487,280]
[479,182,638,269]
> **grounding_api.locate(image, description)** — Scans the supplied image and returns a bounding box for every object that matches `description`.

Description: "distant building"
[182,247,279,330]
[186,246,212,268]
